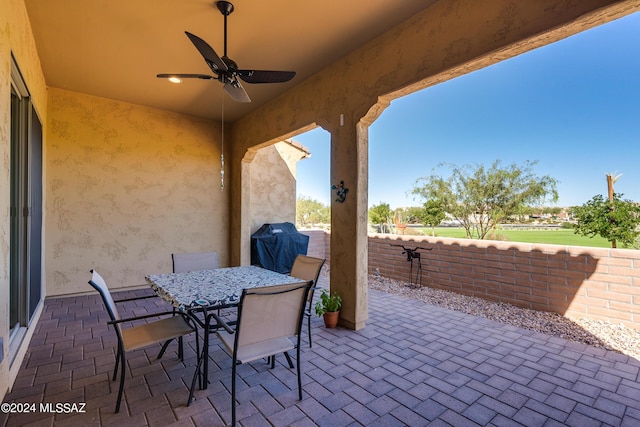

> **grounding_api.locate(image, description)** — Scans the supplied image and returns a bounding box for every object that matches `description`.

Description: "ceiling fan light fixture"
[168,76,182,83]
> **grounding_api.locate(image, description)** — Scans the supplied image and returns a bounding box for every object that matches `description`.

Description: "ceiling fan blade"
[238,70,296,84]
[224,80,251,103]
[185,31,228,73]
[157,73,214,80]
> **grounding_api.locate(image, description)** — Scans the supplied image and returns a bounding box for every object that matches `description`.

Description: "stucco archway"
[229,2,640,332]
[241,140,310,238]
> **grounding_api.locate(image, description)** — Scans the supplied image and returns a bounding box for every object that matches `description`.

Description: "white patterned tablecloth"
[146,265,301,310]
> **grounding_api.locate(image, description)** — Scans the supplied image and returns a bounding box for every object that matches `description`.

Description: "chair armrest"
[107,310,179,325]
[211,312,235,334]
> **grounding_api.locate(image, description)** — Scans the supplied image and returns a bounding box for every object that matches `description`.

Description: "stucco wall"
[0,4,12,387]
[249,142,306,235]
[45,88,227,295]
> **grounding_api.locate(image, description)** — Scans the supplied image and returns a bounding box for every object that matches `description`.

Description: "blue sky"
[295,12,640,209]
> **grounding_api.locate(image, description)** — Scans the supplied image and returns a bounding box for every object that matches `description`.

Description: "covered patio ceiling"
[24,0,436,122]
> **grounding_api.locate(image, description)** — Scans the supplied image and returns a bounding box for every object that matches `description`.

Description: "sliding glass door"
[9,57,43,356]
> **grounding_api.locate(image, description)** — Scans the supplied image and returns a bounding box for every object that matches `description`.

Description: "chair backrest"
[290,255,325,301]
[88,269,120,322]
[235,281,312,348]
[172,251,219,273]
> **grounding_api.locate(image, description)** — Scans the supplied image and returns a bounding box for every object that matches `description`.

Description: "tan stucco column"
[327,117,369,330]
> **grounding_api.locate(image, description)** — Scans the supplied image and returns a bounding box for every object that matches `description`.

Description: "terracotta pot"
[323,311,340,328]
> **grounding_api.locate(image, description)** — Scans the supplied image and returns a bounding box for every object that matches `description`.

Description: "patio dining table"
[145,265,301,389]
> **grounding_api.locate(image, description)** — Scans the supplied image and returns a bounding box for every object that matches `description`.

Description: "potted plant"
[314,289,342,328]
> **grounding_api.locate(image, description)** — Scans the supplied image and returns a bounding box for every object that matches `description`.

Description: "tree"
[368,202,392,233]
[412,160,558,239]
[542,206,562,216]
[606,172,623,248]
[419,199,446,236]
[573,193,640,248]
[296,196,330,227]
[513,204,535,223]
[402,206,424,224]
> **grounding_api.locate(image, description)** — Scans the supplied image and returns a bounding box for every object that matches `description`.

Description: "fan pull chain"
[220,97,225,191]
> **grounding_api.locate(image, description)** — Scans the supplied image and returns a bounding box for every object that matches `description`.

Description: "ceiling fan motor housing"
[216,1,234,16]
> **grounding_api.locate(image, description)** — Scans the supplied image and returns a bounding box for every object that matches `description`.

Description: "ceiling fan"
[157,1,296,103]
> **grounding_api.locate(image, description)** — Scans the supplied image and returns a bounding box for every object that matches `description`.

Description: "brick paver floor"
[3,275,640,426]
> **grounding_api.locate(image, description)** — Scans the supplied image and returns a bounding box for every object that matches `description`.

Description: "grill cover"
[250,222,309,274]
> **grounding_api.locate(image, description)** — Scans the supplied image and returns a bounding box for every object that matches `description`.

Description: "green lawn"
[417,227,613,248]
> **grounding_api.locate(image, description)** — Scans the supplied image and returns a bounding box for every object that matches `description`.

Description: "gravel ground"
[367,274,640,360]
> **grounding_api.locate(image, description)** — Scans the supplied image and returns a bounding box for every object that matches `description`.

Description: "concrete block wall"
[301,229,329,261]
[304,230,640,330]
